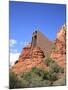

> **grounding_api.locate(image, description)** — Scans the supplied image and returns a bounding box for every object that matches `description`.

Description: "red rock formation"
[51,24,66,68]
[11,46,48,74]
[11,24,66,74]
[18,43,32,62]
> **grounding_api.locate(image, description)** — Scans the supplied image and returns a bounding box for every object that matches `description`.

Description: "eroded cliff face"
[51,25,66,68]
[11,44,48,74]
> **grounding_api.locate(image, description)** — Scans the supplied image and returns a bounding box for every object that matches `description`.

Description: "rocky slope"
[51,24,66,68]
[11,44,48,74]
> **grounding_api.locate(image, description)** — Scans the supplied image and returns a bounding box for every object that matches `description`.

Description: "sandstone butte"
[11,24,66,74]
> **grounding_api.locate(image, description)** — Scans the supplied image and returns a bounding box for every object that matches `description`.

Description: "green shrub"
[9,71,18,89]
[9,71,29,89]
[22,70,42,82]
[19,78,29,88]
[44,57,64,73]
[9,71,21,88]
[43,71,58,83]
[20,67,52,87]
[48,72,58,83]
[50,63,64,73]
[49,63,60,73]
[22,72,32,81]
[58,67,64,73]
[31,67,44,77]
[43,71,50,80]
[9,66,64,88]
[44,57,55,66]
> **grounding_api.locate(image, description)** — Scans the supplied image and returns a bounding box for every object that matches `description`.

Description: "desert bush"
[9,71,29,89]
[20,67,52,87]
[10,66,64,88]
[43,71,58,84]
[44,57,64,73]
[48,72,58,84]
[31,67,44,77]
[19,78,29,88]
[22,72,32,80]
[49,63,60,73]
[9,71,21,88]
[58,67,64,73]
[44,57,55,66]
[21,70,43,87]
[49,63,64,73]
[22,70,42,81]
[9,71,18,89]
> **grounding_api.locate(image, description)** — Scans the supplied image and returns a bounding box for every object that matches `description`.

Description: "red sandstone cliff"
[51,24,66,68]
[11,45,48,74]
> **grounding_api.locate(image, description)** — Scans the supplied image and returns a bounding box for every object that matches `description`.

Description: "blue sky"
[9,1,66,53]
